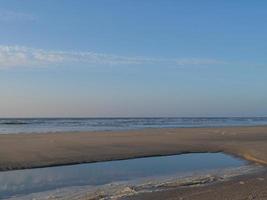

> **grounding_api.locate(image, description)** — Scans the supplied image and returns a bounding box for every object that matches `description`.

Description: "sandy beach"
[1,126,267,199]
[123,170,267,200]
[1,126,267,171]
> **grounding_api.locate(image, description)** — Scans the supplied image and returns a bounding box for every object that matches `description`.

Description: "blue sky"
[0,0,266,117]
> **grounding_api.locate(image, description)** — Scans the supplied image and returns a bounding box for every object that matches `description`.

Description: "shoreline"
[9,165,264,200]
[2,124,267,135]
[123,169,267,200]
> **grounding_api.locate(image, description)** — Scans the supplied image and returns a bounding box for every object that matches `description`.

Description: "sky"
[0,0,267,117]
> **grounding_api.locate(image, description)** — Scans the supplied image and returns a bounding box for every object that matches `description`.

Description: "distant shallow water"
[0,117,267,134]
[0,153,250,199]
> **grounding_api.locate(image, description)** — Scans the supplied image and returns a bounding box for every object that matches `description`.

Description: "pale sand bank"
[1,126,267,171]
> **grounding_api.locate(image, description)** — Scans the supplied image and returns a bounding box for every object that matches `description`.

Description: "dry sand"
[1,126,267,199]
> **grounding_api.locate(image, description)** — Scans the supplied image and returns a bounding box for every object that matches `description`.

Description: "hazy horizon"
[1,1,267,117]
[0,116,267,119]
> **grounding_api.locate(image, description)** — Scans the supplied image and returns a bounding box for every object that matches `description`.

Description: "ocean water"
[0,117,267,134]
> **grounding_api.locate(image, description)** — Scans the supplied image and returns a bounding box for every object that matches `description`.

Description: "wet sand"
[1,126,267,199]
[123,171,267,200]
[1,126,267,171]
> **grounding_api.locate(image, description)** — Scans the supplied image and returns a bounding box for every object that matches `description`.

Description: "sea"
[0,117,267,134]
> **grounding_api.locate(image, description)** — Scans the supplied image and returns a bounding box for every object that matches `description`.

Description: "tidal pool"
[0,153,247,199]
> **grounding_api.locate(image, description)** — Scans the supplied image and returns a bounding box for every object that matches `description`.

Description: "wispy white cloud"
[0,45,226,69]
[0,11,36,22]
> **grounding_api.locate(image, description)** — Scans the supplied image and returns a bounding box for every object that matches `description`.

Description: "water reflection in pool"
[0,153,247,199]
